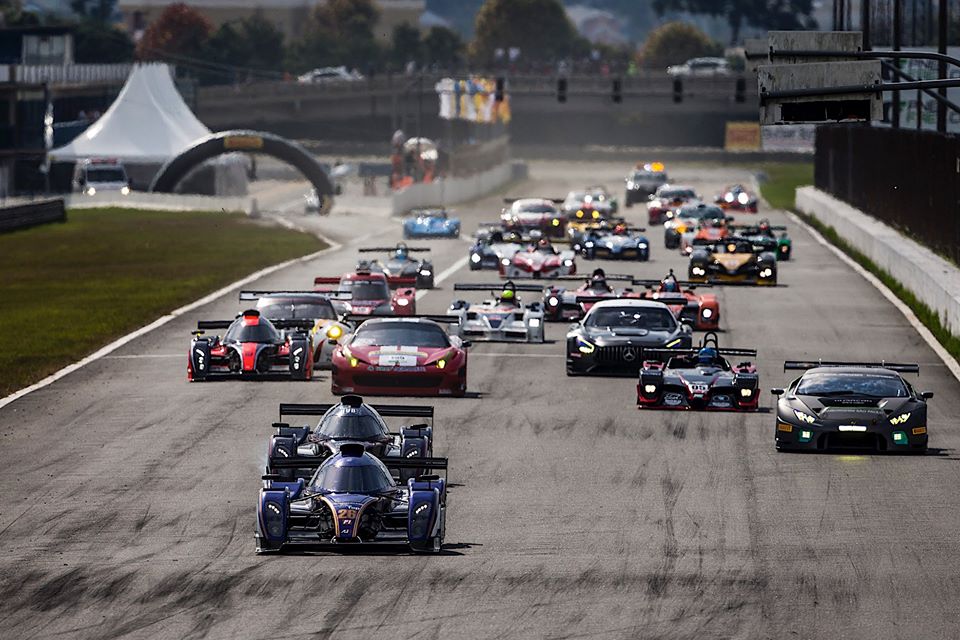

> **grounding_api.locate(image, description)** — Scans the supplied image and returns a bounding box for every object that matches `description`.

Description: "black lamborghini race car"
[773,360,932,453]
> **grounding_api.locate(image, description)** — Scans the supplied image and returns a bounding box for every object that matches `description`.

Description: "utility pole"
[893,0,902,127]
[937,0,948,132]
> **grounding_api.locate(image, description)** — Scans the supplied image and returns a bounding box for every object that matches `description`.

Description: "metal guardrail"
[0,198,66,233]
[8,64,132,86]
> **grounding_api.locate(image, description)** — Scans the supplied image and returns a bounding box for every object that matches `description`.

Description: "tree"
[136,3,212,61]
[74,21,135,62]
[652,0,816,45]
[391,22,422,68]
[471,0,583,65]
[208,12,285,72]
[287,0,381,73]
[638,21,721,69]
[422,25,463,69]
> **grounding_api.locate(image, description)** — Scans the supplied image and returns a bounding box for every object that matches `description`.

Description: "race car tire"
[565,364,584,376]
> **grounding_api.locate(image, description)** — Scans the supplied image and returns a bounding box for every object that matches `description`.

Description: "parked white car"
[666,57,730,77]
[297,66,365,84]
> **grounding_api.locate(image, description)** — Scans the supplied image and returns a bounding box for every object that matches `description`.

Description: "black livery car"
[773,361,932,453]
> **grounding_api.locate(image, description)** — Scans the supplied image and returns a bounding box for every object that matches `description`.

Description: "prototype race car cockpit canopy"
[678,204,726,221]
[256,295,337,320]
[712,239,757,254]
[224,311,281,343]
[317,395,391,439]
[340,277,390,300]
[309,446,395,494]
[350,320,451,348]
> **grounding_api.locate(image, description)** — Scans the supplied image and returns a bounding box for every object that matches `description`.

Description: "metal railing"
[8,64,132,86]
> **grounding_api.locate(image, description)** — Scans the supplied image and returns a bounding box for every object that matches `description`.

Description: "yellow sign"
[223,135,264,150]
[724,122,761,151]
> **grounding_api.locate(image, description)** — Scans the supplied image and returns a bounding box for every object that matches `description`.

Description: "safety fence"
[0,198,66,233]
[814,125,960,263]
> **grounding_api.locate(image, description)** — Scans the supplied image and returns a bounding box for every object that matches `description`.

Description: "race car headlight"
[780,245,789,253]
[691,267,706,276]
[627,182,635,189]
[529,318,541,327]
[724,193,734,203]
[420,269,432,277]
[738,192,749,204]
[644,384,657,394]
[740,388,753,397]
[85,186,96,196]
[263,501,284,538]
[548,296,560,306]
[552,218,560,227]
[326,325,343,340]
[396,298,410,306]
[591,211,600,219]
[585,241,595,248]
[760,268,773,278]
[501,258,511,266]
[701,308,713,319]
[471,253,481,263]
[577,338,595,354]
[563,259,573,267]
[638,242,648,249]
[435,358,446,369]
[889,412,912,425]
[120,186,130,195]
[794,409,816,424]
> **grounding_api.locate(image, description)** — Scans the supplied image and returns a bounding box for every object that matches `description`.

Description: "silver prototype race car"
[447,281,545,343]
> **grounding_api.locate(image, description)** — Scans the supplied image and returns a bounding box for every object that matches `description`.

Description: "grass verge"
[0,207,326,397]
[759,163,960,366]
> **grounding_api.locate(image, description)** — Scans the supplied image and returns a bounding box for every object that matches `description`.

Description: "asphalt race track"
[2,161,959,639]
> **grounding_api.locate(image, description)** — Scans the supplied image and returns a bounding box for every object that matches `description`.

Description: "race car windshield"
[317,414,387,439]
[342,280,389,300]
[796,372,908,397]
[351,323,450,348]
[257,300,336,320]
[715,242,754,254]
[311,461,394,493]
[586,307,677,331]
[86,168,126,182]
[225,320,280,343]
[632,171,666,182]
[663,189,696,199]
[516,203,556,213]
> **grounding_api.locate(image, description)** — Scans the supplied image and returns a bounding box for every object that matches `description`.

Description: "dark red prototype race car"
[188,309,314,381]
[314,266,416,316]
[633,270,720,331]
[544,269,639,321]
[331,316,468,397]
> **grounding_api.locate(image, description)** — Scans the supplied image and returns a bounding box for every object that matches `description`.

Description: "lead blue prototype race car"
[402,208,461,239]
[257,443,448,553]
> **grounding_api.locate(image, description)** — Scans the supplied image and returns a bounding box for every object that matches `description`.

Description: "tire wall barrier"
[796,186,960,337]
[0,199,66,233]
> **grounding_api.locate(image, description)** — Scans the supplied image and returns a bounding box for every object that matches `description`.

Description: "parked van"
[73,158,130,196]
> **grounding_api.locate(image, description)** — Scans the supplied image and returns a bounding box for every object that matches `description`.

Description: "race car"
[468,226,528,271]
[773,360,931,453]
[561,185,618,217]
[501,198,565,238]
[448,281,545,343]
[688,237,778,285]
[330,316,467,397]
[543,269,638,322]
[637,332,759,410]
[187,309,313,381]
[358,243,435,289]
[500,237,577,279]
[402,208,461,239]
[265,396,435,481]
[624,162,668,206]
[575,223,650,261]
[664,203,730,250]
[679,217,731,256]
[633,270,720,331]
[239,290,353,368]
[732,219,792,260]
[314,268,416,316]
[647,184,699,225]
[567,299,693,376]
[257,443,448,553]
[715,184,759,213]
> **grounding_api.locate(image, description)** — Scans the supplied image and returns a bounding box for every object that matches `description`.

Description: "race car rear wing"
[504,197,565,204]
[280,402,434,420]
[358,246,430,253]
[574,294,640,304]
[270,319,316,331]
[552,274,635,282]
[268,455,448,471]
[632,278,709,289]
[454,283,544,292]
[239,290,350,301]
[643,347,758,360]
[314,276,342,286]
[344,313,461,325]
[643,294,694,305]
[196,320,232,330]
[731,225,787,233]
[784,360,920,374]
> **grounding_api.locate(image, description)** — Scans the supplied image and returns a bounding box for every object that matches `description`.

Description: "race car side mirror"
[462,340,472,349]
[771,388,784,396]
[921,391,934,399]
[680,323,693,334]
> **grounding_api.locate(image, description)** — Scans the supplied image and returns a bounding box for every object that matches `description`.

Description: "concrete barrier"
[65,192,253,213]
[391,161,524,216]
[796,186,960,336]
[0,198,66,232]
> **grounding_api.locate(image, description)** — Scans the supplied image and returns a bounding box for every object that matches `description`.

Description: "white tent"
[50,63,210,163]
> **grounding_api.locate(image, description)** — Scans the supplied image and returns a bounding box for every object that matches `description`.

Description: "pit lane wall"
[796,186,960,337]
[391,160,527,216]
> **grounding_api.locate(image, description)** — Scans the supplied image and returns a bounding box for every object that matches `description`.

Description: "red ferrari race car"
[188,309,314,381]
[646,184,699,225]
[714,184,759,213]
[633,270,719,331]
[500,237,577,280]
[679,217,731,256]
[314,266,416,316]
[331,316,468,397]
[637,333,759,411]
[500,197,566,238]
[544,269,639,321]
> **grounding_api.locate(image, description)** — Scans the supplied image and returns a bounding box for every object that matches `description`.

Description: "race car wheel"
[565,364,584,376]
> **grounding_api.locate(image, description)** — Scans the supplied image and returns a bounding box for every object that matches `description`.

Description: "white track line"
[416,255,469,302]
[0,228,342,411]
[786,211,960,384]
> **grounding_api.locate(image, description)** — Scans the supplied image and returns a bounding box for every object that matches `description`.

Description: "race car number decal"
[688,383,709,394]
[337,508,358,519]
